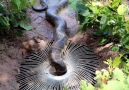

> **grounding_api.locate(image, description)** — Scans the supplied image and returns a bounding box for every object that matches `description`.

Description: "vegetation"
[69,0,129,89]
[79,55,129,90]
[70,0,129,52]
[64,54,129,90]
[0,0,34,36]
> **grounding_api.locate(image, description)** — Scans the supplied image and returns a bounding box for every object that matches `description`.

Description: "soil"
[0,1,118,90]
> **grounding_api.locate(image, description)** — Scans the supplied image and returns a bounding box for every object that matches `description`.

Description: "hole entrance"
[49,66,67,76]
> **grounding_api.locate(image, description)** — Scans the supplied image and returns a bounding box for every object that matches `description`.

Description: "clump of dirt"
[22,37,48,53]
[0,3,118,90]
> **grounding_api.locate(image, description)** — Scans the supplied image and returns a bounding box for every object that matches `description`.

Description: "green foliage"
[74,55,129,90]
[80,80,95,90]
[111,44,120,52]
[117,4,128,15]
[0,0,34,36]
[69,0,129,52]
[69,1,129,89]
[64,55,129,90]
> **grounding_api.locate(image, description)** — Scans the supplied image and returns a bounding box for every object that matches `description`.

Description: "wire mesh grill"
[17,42,98,90]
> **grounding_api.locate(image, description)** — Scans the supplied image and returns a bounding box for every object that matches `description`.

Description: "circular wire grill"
[17,42,98,90]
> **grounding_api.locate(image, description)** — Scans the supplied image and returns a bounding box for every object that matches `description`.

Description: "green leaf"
[103,80,123,90]
[113,55,122,68]
[11,0,21,10]
[122,34,129,49]
[88,5,99,14]
[99,38,109,45]
[69,0,79,10]
[107,20,116,25]
[111,0,122,8]
[80,80,95,90]
[104,7,111,13]
[10,15,19,27]
[81,9,90,17]
[104,58,113,68]
[117,4,127,15]
[113,68,125,81]
[27,0,35,7]
[77,3,86,14]
[127,76,129,84]
[20,21,32,30]
[100,15,107,24]
[111,45,119,52]
[20,1,26,10]
[80,80,87,90]
[0,3,6,13]
[86,83,95,90]
[0,16,10,29]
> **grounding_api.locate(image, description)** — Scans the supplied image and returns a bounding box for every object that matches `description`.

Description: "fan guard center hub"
[45,64,72,80]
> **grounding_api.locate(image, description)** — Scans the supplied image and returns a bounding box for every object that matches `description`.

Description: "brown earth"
[0,2,118,90]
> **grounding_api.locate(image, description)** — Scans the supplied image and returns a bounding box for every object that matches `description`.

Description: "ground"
[0,2,118,90]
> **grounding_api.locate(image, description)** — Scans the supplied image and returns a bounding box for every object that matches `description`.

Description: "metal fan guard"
[17,42,98,90]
